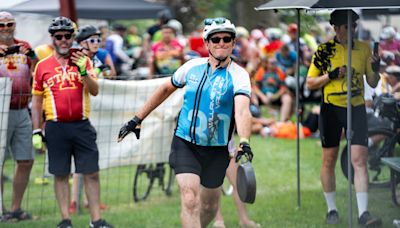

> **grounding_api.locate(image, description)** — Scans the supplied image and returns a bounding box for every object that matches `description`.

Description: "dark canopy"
[256,0,400,10]
[8,0,168,20]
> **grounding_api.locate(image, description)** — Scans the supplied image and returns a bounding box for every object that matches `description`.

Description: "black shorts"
[319,103,368,148]
[169,135,230,188]
[45,120,99,176]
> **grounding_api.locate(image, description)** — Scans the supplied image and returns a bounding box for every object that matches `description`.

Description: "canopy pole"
[59,0,77,22]
[295,8,301,209]
[346,10,354,228]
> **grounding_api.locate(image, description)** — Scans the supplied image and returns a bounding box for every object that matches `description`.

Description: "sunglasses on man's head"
[204,17,226,26]
[54,33,73,41]
[86,38,101,44]
[210,36,233,44]
[0,22,14,28]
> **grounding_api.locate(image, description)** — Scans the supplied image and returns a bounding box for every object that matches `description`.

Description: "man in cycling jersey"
[30,16,113,228]
[306,10,381,226]
[118,17,253,227]
[0,11,38,222]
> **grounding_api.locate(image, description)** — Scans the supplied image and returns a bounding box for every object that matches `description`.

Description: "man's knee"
[201,200,219,215]
[181,186,200,212]
[84,172,99,181]
[16,160,34,170]
[200,189,220,215]
[281,93,293,104]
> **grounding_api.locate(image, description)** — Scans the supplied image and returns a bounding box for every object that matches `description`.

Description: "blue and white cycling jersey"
[172,58,251,146]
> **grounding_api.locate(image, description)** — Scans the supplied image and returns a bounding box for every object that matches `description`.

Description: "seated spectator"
[379,26,400,65]
[105,24,133,76]
[385,65,400,99]
[249,104,276,136]
[275,44,297,76]
[259,106,320,139]
[246,29,268,74]
[252,57,293,121]
[149,24,184,78]
[264,28,284,57]
[232,26,250,67]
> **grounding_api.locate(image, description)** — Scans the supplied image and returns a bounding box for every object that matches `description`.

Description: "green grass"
[2,135,399,227]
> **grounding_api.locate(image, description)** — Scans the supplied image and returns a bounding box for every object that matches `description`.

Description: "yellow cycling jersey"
[34,44,54,61]
[308,39,374,107]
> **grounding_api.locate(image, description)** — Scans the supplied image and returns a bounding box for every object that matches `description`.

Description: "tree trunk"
[231,0,278,29]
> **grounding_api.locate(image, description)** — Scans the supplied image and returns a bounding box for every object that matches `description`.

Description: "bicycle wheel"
[163,163,175,196]
[133,164,154,202]
[340,128,396,187]
[221,177,233,196]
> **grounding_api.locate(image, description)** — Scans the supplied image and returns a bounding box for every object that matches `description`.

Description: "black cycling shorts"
[45,120,99,176]
[319,103,368,148]
[169,135,230,188]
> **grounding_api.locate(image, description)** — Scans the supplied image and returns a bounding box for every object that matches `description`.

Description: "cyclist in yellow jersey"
[306,10,381,227]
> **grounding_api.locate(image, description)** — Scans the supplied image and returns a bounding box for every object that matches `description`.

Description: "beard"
[55,45,69,56]
[53,40,71,56]
[0,31,14,42]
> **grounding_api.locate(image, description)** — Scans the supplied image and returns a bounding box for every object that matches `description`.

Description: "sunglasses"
[54,33,73,41]
[86,38,101,44]
[204,17,226,26]
[0,22,15,28]
[210,36,233,44]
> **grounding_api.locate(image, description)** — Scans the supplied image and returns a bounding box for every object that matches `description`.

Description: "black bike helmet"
[157,9,172,24]
[48,16,75,35]
[76,25,101,43]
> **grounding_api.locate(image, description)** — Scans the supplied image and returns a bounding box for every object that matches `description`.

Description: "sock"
[356,192,368,217]
[368,138,374,147]
[323,192,337,212]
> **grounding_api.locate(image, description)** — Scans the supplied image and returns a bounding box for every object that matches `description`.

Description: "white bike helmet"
[202,17,236,41]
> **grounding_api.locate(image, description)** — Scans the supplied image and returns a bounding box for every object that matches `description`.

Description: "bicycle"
[340,94,400,187]
[133,162,174,202]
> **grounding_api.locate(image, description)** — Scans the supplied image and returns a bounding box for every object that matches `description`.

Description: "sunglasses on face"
[204,17,226,26]
[210,36,233,44]
[86,38,101,44]
[53,33,73,41]
[0,22,15,28]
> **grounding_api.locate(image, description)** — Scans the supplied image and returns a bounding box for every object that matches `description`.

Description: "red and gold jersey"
[32,55,95,122]
[0,39,33,109]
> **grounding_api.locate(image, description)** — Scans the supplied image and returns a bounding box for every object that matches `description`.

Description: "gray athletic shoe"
[326,210,339,224]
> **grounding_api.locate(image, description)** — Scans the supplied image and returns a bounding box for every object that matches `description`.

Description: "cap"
[380,26,396,40]
[250,29,263,40]
[386,65,400,78]
[0,11,15,21]
[329,10,359,26]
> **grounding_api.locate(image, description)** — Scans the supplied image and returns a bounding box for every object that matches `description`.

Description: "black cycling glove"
[118,116,142,142]
[328,67,342,80]
[235,141,254,163]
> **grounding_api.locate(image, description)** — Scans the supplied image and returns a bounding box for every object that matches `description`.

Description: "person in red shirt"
[0,11,38,221]
[148,24,184,78]
[31,16,113,228]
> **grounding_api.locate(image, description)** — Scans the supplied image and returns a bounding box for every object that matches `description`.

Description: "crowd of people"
[0,7,399,228]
